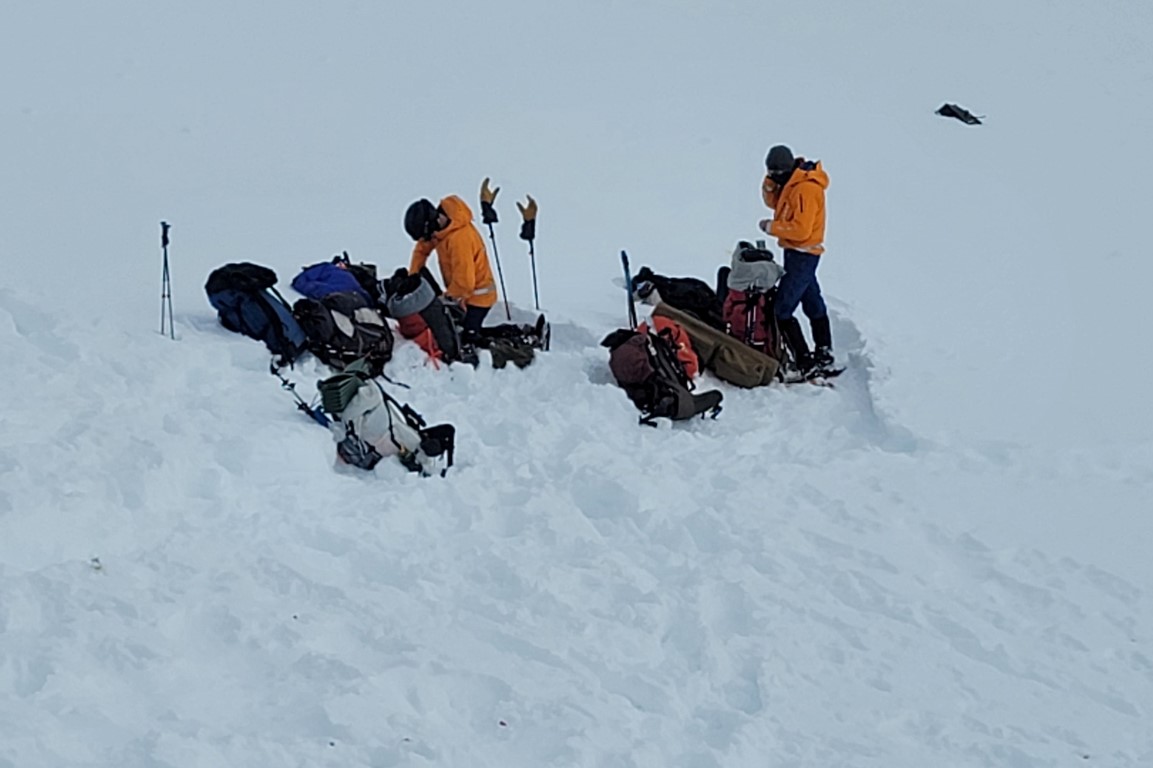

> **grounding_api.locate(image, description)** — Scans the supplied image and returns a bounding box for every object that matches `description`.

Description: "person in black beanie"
[759,144,835,374]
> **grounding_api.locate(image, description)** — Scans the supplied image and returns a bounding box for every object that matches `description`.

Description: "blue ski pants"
[774,249,827,321]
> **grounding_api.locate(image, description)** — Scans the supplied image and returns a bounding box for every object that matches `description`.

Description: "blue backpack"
[290,260,372,302]
[205,263,308,367]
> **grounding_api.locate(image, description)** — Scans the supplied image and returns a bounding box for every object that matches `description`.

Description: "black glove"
[517,195,537,242]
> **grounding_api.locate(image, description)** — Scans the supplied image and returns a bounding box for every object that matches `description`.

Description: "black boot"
[810,315,834,369]
[458,329,481,367]
[778,316,812,373]
[533,313,550,351]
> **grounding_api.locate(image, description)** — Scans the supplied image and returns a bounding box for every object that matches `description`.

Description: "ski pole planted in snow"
[479,177,512,321]
[517,194,540,311]
[621,250,637,330]
[159,221,175,339]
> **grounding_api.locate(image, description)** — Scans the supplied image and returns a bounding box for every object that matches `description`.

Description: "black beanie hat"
[404,199,438,241]
[765,145,795,173]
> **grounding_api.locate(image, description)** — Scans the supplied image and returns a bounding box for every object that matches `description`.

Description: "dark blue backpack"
[290,260,372,302]
[205,263,308,367]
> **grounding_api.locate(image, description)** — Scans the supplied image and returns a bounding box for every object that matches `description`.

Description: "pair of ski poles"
[478,178,540,321]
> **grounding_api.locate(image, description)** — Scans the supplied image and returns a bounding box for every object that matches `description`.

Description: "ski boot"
[458,330,481,368]
[810,315,839,374]
[533,313,550,351]
[778,316,813,378]
[813,346,835,371]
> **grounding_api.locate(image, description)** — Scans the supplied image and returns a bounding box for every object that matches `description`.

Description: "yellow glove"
[516,195,537,220]
[480,177,500,204]
[517,195,537,241]
[480,177,499,224]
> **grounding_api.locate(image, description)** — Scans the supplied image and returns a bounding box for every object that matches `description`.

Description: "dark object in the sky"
[936,103,983,125]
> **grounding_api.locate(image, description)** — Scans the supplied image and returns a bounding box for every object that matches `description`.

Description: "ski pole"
[621,250,637,330]
[485,223,512,321]
[159,221,175,339]
[479,177,512,321]
[270,362,330,427]
[528,241,540,311]
[517,195,540,311]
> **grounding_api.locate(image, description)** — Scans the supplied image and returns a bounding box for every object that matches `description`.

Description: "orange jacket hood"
[435,195,475,236]
[791,160,829,191]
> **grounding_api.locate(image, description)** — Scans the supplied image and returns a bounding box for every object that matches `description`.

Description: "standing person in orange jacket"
[403,195,499,342]
[758,144,834,374]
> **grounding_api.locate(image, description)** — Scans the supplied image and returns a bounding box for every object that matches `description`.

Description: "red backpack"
[722,287,784,362]
[602,328,722,426]
[719,243,786,363]
[637,315,699,379]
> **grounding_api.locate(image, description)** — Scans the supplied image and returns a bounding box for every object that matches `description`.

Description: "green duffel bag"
[653,303,778,388]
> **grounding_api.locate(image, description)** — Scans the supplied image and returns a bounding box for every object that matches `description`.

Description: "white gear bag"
[318,360,455,476]
[728,241,784,292]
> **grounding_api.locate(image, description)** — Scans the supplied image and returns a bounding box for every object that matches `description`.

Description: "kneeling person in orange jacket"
[403,195,498,341]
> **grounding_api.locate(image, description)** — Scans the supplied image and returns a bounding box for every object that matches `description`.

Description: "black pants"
[462,304,491,338]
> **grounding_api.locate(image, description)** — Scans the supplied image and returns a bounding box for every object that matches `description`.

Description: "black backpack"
[633,266,725,330]
[292,291,394,376]
[205,263,308,367]
[602,328,722,425]
[331,251,383,302]
[379,268,465,363]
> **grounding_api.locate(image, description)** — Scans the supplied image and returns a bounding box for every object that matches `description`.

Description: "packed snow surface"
[2,1,1150,765]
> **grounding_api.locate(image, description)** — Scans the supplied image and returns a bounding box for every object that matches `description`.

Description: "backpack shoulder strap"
[650,329,693,391]
[256,289,303,368]
[370,380,456,474]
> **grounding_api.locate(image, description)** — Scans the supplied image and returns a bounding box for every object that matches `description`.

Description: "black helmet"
[404,198,438,241]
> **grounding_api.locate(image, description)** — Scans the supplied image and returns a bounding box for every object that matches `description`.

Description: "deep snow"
[2,1,1151,766]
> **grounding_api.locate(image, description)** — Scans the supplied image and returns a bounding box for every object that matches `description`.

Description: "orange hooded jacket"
[761,160,829,255]
[408,195,498,308]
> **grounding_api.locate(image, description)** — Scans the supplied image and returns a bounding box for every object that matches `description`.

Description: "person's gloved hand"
[761,175,780,208]
[517,195,537,241]
[440,294,468,313]
[758,218,774,234]
[439,295,467,325]
[480,177,499,225]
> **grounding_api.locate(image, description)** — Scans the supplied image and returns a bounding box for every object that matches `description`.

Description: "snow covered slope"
[2,1,1151,766]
